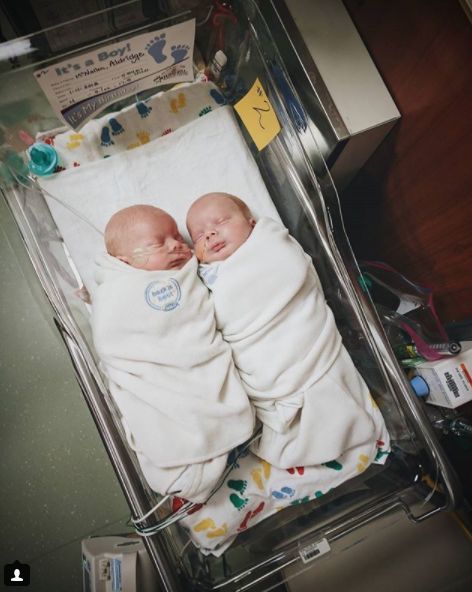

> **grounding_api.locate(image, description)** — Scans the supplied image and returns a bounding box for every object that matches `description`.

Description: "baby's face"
[123,212,192,271]
[187,195,255,263]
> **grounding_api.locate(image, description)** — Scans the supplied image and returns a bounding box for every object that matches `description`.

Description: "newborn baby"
[91,204,255,502]
[187,193,383,469]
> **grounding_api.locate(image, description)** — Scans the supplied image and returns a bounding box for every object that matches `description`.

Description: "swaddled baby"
[187,193,385,469]
[91,205,255,502]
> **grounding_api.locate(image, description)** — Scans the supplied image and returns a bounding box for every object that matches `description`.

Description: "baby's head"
[105,204,192,271]
[186,192,256,263]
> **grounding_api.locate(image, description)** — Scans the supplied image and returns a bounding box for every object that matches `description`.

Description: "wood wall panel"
[341,0,472,322]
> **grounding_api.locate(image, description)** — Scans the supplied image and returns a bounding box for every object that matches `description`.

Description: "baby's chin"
[168,253,192,269]
[199,251,231,264]
[196,242,237,264]
[148,253,192,271]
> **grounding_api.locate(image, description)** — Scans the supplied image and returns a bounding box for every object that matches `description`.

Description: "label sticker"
[145,278,181,311]
[234,78,281,150]
[34,19,195,130]
[299,538,331,564]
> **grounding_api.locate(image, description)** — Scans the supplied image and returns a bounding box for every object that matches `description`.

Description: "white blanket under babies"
[200,217,380,469]
[91,255,255,502]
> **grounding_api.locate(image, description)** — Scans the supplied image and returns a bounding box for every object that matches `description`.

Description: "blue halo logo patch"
[145,278,181,311]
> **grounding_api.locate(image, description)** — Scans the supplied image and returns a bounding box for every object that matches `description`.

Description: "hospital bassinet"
[0,1,461,590]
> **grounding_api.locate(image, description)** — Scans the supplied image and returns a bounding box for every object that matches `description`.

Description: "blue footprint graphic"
[210,88,227,105]
[171,44,190,63]
[136,102,152,118]
[109,118,124,135]
[146,34,167,63]
[199,106,213,117]
[100,126,114,147]
[271,486,295,500]
[227,441,248,469]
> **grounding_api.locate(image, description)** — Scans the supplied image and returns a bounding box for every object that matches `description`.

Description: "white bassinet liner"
[36,85,390,554]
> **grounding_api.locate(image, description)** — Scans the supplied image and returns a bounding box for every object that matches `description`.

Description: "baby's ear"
[249,217,256,227]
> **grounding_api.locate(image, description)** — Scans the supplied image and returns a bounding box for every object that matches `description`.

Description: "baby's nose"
[168,238,181,251]
[205,229,217,240]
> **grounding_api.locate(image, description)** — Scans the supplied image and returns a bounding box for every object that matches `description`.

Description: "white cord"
[131,431,263,534]
[31,175,104,236]
[3,161,104,236]
[180,538,193,554]
[134,528,165,538]
[131,494,170,524]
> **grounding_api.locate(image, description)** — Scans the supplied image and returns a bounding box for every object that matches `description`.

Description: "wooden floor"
[341,0,472,323]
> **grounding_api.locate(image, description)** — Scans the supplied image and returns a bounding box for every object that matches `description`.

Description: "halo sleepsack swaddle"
[199,217,380,469]
[91,255,255,502]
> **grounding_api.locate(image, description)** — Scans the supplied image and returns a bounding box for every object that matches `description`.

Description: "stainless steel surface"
[259,0,348,162]
[258,0,400,190]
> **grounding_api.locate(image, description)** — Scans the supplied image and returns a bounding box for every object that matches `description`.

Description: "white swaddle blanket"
[92,254,255,501]
[200,217,377,468]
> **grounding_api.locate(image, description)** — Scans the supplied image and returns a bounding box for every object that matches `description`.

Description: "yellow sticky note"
[234,78,281,151]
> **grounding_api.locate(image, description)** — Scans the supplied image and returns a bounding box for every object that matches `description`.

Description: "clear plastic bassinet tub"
[0,1,461,591]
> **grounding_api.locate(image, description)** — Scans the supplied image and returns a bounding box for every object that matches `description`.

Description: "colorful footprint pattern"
[45,84,229,171]
[182,436,390,549]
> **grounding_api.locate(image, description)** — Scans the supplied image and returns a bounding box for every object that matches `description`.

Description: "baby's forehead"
[155,211,176,224]
[196,195,237,215]
[143,211,176,230]
[118,212,176,243]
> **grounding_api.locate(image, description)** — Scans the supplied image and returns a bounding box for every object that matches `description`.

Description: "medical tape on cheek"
[131,246,154,265]
[131,251,149,265]
[195,240,207,263]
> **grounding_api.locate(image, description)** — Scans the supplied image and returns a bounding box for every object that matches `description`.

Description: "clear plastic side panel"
[0,2,459,591]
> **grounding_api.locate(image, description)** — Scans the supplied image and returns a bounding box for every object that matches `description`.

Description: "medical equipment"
[81,536,159,592]
[0,1,460,590]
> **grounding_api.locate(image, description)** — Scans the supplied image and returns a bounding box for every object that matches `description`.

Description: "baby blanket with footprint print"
[37,80,227,171]
[179,390,390,556]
